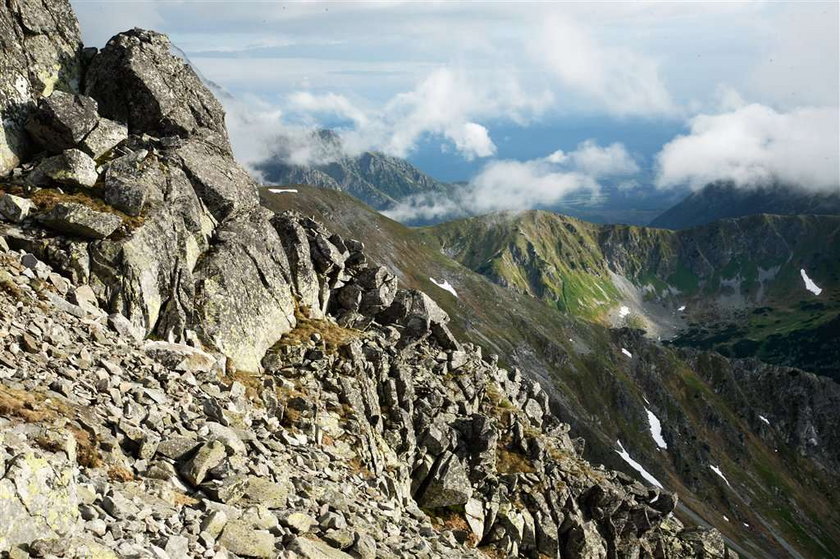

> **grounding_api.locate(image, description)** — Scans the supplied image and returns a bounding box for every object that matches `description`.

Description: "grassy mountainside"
[262,186,840,558]
[425,211,840,380]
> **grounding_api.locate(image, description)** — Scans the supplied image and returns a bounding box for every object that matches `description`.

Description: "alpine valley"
[0,2,838,559]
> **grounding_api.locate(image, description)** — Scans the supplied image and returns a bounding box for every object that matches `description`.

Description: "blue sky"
[71,1,839,216]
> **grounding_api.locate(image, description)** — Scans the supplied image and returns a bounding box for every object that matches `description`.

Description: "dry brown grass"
[172,492,200,507]
[0,384,103,468]
[218,370,263,402]
[277,307,360,353]
[428,509,479,548]
[0,184,143,229]
[108,465,135,482]
[0,270,25,300]
[496,446,536,475]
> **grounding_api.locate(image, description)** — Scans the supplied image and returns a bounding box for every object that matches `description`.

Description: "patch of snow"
[677,305,686,312]
[643,395,650,406]
[709,464,732,487]
[619,305,630,318]
[650,493,659,503]
[430,277,458,298]
[621,348,633,358]
[723,515,729,522]
[645,408,668,449]
[743,523,750,528]
[800,269,822,296]
[758,415,770,426]
[268,188,298,194]
[569,338,574,342]
[615,440,663,488]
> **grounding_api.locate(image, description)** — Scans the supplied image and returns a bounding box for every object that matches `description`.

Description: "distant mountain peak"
[651,180,840,229]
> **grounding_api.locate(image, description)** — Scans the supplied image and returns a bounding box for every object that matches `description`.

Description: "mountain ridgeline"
[650,181,840,230]
[423,210,840,381]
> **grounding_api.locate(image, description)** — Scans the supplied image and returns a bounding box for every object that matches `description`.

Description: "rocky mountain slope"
[650,181,840,230]
[0,1,752,558]
[423,210,840,380]
[265,186,840,559]
[254,131,456,215]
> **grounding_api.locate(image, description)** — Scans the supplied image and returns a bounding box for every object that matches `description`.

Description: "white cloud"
[557,140,640,178]
[259,66,549,163]
[529,16,676,116]
[385,140,638,220]
[656,103,840,192]
[288,92,369,127]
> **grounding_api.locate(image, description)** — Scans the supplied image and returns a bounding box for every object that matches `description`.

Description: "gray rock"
[242,476,291,509]
[356,266,397,315]
[200,510,229,539]
[0,193,34,223]
[29,148,99,187]
[101,150,158,216]
[192,209,296,372]
[79,117,127,159]
[0,449,80,551]
[175,137,258,221]
[218,520,275,558]
[0,0,82,173]
[108,312,145,341]
[280,512,316,534]
[85,28,231,152]
[181,440,226,486]
[38,201,122,239]
[25,91,97,154]
[271,212,322,317]
[143,341,217,373]
[287,536,354,559]
[351,533,377,559]
[415,453,473,509]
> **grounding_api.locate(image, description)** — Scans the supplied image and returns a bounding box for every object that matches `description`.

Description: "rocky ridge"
[0,231,729,558]
[0,0,737,557]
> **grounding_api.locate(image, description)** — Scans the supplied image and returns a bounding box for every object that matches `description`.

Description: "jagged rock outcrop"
[85,28,231,153]
[0,242,730,558]
[0,0,82,173]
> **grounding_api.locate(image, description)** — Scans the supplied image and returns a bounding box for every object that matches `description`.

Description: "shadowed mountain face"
[651,181,840,230]
[264,186,840,558]
[254,131,456,212]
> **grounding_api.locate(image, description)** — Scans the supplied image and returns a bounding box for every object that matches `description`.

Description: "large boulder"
[24,91,98,153]
[88,157,213,338]
[0,446,80,553]
[0,193,34,223]
[415,453,473,509]
[0,0,82,173]
[271,212,322,317]
[84,28,231,152]
[38,201,122,239]
[28,148,98,187]
[175,137,258,221]
[102,149,162,216]
[192,208,296,371]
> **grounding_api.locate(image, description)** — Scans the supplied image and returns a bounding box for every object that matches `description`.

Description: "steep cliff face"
[0,1,739,558]
[0,0,82,173]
